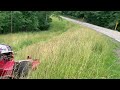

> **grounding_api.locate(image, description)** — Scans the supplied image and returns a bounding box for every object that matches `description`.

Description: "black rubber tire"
[13,61,32,79]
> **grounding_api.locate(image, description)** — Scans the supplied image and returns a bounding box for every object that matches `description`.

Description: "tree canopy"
[61,11,120,31]
[0,11,52,34]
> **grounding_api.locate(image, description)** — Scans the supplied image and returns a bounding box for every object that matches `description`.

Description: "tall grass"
[0,17,120,79]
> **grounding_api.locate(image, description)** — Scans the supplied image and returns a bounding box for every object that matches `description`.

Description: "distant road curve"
[61,16,120,42]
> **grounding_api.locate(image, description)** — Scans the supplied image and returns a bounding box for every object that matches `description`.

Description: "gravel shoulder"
[61,16,120,42]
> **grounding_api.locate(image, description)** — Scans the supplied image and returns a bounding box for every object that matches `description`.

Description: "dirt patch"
[114,49,120,64]
[110,38,120,63]
[116,49,120,57]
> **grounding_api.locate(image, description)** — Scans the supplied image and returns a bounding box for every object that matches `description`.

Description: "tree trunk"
[11,11,13,33]
[115,21,118,30]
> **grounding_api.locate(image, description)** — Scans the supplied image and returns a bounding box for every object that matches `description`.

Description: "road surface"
[61,16,120,42]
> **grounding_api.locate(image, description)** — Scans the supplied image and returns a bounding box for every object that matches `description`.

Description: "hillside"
[0,17,120,79]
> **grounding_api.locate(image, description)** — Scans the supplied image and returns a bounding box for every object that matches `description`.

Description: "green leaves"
[61,11,120,31]
[0,11,53,34]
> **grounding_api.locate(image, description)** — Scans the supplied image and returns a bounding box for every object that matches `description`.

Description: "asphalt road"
[61,16,120,42]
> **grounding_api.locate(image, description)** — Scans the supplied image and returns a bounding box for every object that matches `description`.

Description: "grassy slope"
[0,17,120,79]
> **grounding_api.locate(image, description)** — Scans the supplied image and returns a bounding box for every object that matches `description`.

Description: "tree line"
[1,11,120,34]
[61,11,120,31]
[0,11,53,34]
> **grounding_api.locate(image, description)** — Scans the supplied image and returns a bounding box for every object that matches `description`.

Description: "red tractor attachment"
[0,44,40,79]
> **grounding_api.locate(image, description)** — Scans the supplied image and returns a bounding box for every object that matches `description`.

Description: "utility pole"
[11,11,13,33]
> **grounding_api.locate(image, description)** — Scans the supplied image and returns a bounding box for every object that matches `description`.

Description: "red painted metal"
[0,45,40,79]
[0,59,15,78]
[31,60,40,70]
[0,56,40,78]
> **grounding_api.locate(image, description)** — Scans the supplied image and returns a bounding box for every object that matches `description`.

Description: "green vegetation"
[1,17,120,79]
[0,11,53,34]
[61,11,120,31]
